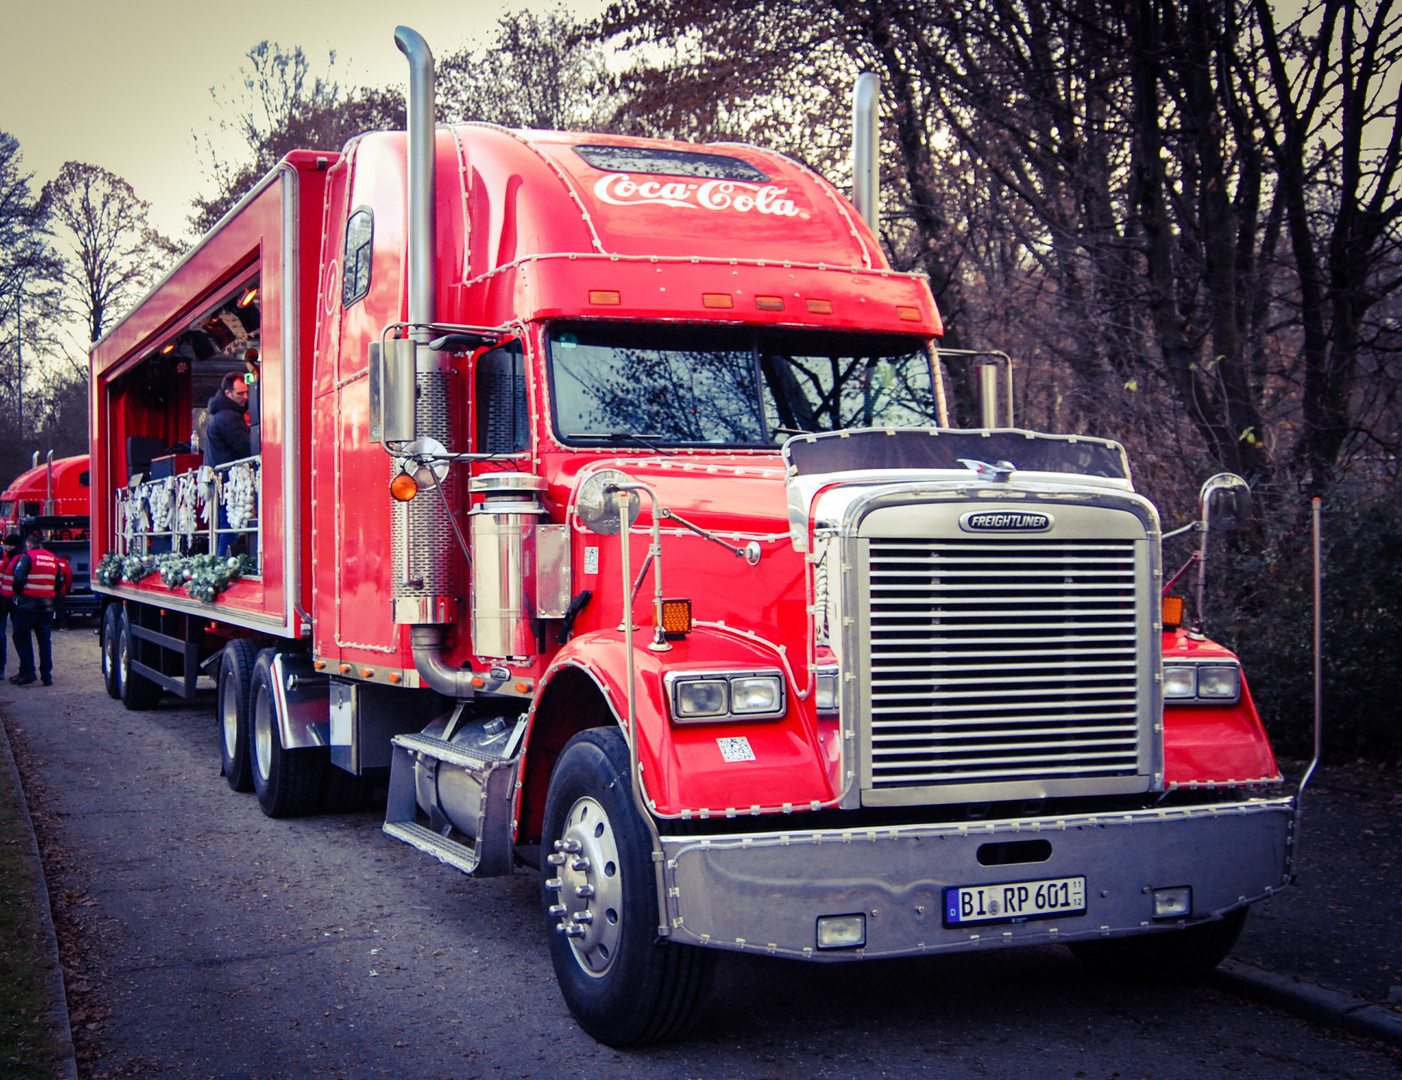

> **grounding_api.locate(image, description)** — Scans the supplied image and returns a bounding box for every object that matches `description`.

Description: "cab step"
[381,727,521,878]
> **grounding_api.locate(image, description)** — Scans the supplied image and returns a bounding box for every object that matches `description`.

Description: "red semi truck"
[89,28,1293,1045]
[0,453,90,532]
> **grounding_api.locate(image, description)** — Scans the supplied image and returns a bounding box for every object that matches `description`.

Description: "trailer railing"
[114,457,261,574]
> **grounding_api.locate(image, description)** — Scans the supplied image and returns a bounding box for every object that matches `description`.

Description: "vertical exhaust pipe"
[852,73,880,232]
[394,27,472,695]
[45,450,54,514]
[395,26,437,340]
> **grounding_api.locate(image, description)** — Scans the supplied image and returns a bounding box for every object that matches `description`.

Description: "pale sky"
[3,0,608,240]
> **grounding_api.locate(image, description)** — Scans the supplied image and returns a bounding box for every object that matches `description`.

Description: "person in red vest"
[0,533,21,678]
[10,532,60,686]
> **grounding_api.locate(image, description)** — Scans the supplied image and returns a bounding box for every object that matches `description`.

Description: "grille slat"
[866,534,1141,789]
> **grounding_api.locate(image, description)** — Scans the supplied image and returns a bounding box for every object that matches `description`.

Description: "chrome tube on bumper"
[659,797,1294,960]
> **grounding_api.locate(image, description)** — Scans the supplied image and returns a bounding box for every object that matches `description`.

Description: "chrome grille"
[865,536,1140,788]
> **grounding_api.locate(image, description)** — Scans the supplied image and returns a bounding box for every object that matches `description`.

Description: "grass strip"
[0,717,66,1080]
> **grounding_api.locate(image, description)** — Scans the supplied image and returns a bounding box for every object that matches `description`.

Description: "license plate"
[943,875,1086,927]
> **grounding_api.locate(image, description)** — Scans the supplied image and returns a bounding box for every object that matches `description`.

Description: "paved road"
[4,631,1400,1079]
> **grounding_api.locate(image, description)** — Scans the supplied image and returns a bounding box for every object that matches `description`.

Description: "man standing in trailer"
[205,371,251,557]
[9,532,59,686]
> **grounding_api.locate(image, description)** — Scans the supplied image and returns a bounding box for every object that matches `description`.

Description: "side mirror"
[369,338,419,445]
[1198,473,1252,535]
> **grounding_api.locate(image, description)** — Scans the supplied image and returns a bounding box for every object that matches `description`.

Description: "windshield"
[548,322,937,447]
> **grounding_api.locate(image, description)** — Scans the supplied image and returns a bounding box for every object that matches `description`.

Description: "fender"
[269,651,331,750]
[525,627,836,825]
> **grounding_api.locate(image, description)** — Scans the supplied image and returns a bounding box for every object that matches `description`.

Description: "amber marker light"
[702,293,734,308]
[755,296,785,311]
[471,675,486,688]
[239,287,259,307]
[896,305,921,321]
[339,663,352,674]
[589,290,621,305]
[161,343,176,354]
[658,598,693,638]
[1162,595,1185,630]
[514,681,531,694]
[806,299,833,314]
[388,672,402,684]
[390,471,419,502]
[360,668,374,678]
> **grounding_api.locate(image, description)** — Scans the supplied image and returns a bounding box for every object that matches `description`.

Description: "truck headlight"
[731,676,782,714]
[1196,665,1241,700]
[1163,666,1197,698]
[673,678,728,718]
[1162,662,1241,703]
[666,670,786,723]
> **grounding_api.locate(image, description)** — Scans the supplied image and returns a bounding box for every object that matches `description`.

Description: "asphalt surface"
[3,629,1401,1079]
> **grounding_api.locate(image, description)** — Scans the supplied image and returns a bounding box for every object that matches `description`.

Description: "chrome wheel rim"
[220,668,239,758]
[253,684,274,781]
[547,796,623,977]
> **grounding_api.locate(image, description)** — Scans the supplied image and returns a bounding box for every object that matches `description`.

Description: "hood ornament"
[957,458,1016,482]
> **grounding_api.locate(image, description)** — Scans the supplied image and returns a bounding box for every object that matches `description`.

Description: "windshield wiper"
[567,432,674,455]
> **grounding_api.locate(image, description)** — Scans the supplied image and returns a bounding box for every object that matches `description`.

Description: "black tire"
[117,606,163,711]
[249,650,326,818]
[542,727,712,1046]
[99,604,121,699]
[1068,906,1249,983]
[217,639,261,792]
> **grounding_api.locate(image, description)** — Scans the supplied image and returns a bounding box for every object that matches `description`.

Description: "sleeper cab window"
[342,208,373,308]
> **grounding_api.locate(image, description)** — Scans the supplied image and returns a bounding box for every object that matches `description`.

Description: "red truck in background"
[87,27,1294,1046]
[1,453,90,533]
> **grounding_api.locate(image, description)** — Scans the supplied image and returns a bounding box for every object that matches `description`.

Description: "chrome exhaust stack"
[852,73,880,232]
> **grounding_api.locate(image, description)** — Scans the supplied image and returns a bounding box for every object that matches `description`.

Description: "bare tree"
[191,42,405,235]
[0,130,64,469]
[43,162,179,348]
[438,5,617,130]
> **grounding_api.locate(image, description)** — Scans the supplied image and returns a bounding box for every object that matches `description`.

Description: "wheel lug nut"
[556,923,585,938]
[575,885,595,899]
[545,877,562,890]
[553,839,582,853]
[546,852,567,866]
[573,910,594,925]
[547,904,567,917]
[570,857,591,872]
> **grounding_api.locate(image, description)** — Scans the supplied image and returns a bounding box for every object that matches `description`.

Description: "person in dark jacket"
[0,532,20,678]
[204,372,251,467]
[10,533,59,686]
[205,372,251,557]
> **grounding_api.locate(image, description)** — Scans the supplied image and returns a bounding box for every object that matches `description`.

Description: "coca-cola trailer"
[89,28,1293,1044]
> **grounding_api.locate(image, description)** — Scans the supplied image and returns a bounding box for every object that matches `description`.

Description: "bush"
[1209,492,1402,761]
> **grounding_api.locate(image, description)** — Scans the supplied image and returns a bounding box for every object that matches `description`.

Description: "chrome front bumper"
[659,797,1294,960]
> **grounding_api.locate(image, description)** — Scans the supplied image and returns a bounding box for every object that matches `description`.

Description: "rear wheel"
[117,607,163,710]
[99,604,121,699]
[217,639,260,792]
[542,727,712,1046]
[249,650,325,818]
[1069,907,1249,983]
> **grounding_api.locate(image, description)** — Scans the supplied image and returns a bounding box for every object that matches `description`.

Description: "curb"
[1214,959,1402,1049]
[0,714,79,1080]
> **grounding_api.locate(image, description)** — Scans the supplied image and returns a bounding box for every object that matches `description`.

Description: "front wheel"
[249,650,325,818]
[1068,906,1249,983]
[542,727,712,1046]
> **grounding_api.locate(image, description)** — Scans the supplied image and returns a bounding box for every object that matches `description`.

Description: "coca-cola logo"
[592,173,807,218]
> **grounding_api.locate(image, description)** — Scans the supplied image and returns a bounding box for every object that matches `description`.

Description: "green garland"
[93,550,255,602]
